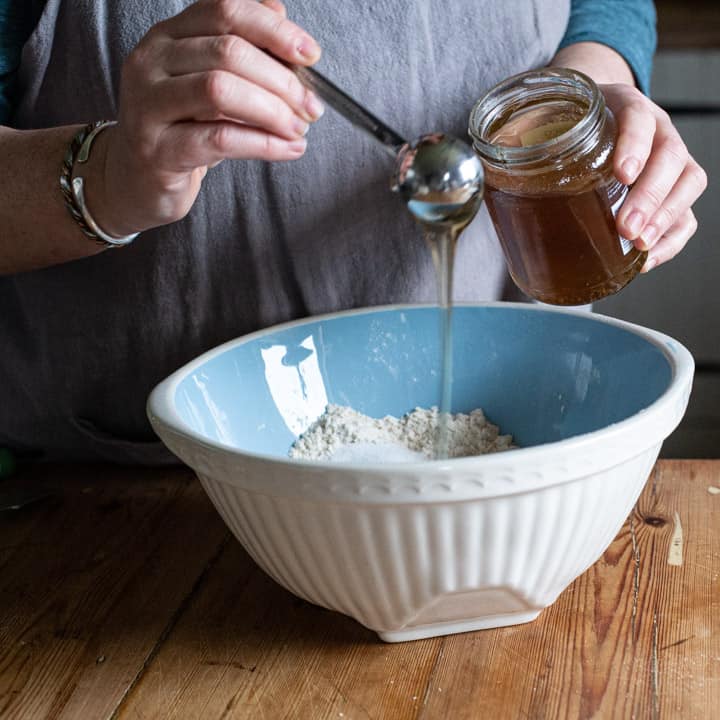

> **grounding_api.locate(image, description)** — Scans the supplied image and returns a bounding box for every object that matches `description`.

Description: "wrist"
[551,42,635,88]
[79,123,145,239]
[87,122,202,236]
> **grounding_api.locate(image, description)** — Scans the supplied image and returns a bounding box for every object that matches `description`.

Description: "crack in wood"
[651,467,659,498]
[319,672,375,720]
[105,533,232,720]
[651,612,660,720]
[659,635,695,652]
[418,638,446,717]
[630,514,641,640]
[219,689,239,719]
[202,660,256,672]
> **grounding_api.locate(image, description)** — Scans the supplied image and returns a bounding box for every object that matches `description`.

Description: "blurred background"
[597,0,720,457]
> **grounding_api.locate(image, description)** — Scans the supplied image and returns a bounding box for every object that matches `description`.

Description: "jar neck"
[469,68,606,169]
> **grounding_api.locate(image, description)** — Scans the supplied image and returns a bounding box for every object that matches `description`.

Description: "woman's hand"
[90,0,324,237]
[552,41,707,273]
[603,83,708,272]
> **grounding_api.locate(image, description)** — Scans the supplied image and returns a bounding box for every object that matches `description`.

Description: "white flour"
[289,404,515,462]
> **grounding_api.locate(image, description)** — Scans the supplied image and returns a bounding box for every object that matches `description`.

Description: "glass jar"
[469,68,646,305]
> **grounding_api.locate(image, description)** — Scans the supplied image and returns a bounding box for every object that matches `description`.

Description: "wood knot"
[644,516,667,527]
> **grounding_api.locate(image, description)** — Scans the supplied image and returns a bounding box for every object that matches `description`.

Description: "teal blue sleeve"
[559,0,657,95]
[0,0,42,124]
[1,1,657,123]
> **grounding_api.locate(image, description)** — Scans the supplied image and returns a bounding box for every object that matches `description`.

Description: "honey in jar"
[469,68,646,305]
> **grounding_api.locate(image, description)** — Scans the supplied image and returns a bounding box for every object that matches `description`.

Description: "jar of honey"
[469,68,646,305]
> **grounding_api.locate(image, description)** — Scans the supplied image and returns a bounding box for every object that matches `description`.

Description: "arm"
[0,125,108,274]
[557,0,656,93]
[0,0,323,276]
[552,42,634,87]
[552,2,707,271]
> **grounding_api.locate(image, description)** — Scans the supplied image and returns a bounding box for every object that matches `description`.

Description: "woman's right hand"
[89,0,324,237]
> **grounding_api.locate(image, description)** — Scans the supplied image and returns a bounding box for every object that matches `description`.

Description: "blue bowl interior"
[172,306,673,457]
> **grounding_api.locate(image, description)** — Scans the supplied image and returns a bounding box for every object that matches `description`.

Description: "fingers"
[601,83,707,271]
[162,35,324,123]
[636,159,707,251]
[611,94,655,185]
[107,0,321,231]
[642,210,697,273]
[118,0,325,162]
[150,71,312,140]
[617,114,689,241]
[160,0,321,65]
[158,121,308,167]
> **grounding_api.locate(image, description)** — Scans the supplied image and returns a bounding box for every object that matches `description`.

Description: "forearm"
[0,1,323,277]
[0,125,112,275]
[551,42,635,87]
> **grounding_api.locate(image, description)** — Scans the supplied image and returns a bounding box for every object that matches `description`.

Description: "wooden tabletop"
[1,460,718,719]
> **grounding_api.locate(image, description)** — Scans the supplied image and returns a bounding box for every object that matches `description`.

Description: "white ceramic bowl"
[148,303,693,642]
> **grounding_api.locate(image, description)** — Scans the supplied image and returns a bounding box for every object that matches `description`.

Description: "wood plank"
[2,461,718,719]
[114,461,720,719]
[116,540,444,719]
[0,474,58,574]
[0,464,229,720]
[418,460,720,720]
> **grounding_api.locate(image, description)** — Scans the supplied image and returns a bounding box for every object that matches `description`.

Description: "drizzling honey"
[392,134,484,460]
[418,197,482,459]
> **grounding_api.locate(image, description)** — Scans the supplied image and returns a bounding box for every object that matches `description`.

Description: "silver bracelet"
[60,121,140,248]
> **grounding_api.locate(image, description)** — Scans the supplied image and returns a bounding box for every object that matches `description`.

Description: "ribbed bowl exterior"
[147,304,695,641]
[197,446,658,641]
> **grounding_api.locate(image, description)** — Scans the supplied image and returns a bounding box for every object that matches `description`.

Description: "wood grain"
[116,540,444,720]
[0,464,229,720]
[1,460,718,719]
[418,460,720,720]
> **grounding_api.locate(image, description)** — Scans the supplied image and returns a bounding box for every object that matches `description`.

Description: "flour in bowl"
[289,404,515,462]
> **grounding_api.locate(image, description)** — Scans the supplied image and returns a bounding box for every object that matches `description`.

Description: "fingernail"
[294,118,310,137]
[305,91,325,121]
[642,255,658,273]
[297,37,321,61]
[641,224,659,248]
[622,157,641,182]
[625,210,645,237]
[288,138,307,154]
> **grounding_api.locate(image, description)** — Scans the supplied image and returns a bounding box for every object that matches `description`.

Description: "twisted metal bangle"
[60,121,139,248]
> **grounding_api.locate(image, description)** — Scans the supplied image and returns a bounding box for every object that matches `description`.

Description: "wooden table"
[1,460,718,719]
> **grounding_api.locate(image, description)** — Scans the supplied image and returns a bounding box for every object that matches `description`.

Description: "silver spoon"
[292,66,484,228]
[293,65,484,461]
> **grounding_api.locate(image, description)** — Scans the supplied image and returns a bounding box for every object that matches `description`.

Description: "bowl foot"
[377,609,542,643]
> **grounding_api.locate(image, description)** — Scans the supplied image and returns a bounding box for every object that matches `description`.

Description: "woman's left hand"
[602,83,708,272]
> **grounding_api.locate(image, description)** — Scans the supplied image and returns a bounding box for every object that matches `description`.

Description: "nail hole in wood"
[644,516,666,527]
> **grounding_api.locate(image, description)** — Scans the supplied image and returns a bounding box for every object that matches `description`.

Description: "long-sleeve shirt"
[0,0,657,125]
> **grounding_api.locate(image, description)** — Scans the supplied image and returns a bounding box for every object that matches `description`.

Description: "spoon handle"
[292,65,407,156]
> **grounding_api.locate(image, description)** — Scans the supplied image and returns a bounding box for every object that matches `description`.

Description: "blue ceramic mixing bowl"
[148,303,693,641]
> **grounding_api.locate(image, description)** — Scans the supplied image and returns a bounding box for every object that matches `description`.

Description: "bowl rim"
[146,301,694,474]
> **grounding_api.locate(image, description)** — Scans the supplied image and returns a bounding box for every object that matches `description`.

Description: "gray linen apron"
[2,0,570,463]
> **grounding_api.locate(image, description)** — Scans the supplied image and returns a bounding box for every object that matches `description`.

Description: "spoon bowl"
[392,133,484,229]
[291,66,484,228]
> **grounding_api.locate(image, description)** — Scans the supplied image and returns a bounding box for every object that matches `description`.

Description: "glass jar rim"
[468,68,604,166]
